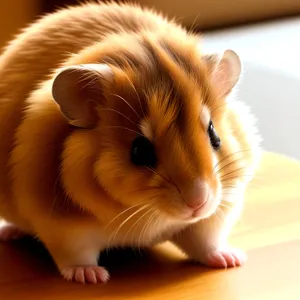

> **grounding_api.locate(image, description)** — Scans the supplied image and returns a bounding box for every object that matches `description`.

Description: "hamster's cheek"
[95,151,159,208]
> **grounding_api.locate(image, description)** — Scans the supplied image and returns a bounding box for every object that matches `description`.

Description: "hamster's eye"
[208,120,221,150]
[130,136,157,167]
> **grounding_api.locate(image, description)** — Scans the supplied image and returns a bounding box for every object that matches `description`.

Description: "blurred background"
[1,0,300,159]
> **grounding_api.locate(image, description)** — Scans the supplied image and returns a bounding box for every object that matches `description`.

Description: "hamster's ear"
[203,50,241,97]
[52,64,113,128]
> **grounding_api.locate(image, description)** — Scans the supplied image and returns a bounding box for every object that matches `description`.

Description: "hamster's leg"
[39,230,109,284]
[0,220,28,241]
[171,200,246,268]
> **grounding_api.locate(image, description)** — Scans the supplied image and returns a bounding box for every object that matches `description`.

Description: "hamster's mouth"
[183,195,220,222]
[181,200,208,222]
[190,200,208,218]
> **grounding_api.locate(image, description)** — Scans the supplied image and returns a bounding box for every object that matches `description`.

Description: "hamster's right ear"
[52,64,113,128]
[203,50,241,97]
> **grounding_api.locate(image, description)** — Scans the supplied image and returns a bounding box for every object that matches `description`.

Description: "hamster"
[0,2,261,283]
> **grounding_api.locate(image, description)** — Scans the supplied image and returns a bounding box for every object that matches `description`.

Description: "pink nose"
[185,179,210,210]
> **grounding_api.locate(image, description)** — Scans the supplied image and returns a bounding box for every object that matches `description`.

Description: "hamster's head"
[52,34,242,224]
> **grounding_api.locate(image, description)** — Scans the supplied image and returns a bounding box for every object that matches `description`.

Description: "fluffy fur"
[0,2,261,283]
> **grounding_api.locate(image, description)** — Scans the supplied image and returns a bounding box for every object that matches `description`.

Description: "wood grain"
[1,152,299,300]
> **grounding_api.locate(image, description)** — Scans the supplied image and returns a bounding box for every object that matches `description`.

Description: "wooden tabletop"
[1,152,300,300]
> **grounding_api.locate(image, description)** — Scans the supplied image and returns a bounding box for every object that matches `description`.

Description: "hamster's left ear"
[52,64,113,128]
[203,49,241,97]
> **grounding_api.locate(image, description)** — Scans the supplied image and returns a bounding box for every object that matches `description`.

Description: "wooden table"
[1,152,300,300]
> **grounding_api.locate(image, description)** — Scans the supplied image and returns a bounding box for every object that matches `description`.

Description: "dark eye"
[130,135,157,167]
[208,120,221,150]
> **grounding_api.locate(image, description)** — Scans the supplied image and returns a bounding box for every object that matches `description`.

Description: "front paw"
[199,248,247,268]
[61,265,110,284]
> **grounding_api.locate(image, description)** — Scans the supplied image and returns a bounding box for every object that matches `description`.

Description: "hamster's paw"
[0,222,27,242]
[61,265,110,284]
[200,248,247,268]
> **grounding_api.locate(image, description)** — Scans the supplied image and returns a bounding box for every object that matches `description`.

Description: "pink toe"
[220,251,236,267]
[97,268,110,283]
[85,268,97,284]
[207,252,227,268]
[63,269,74,281]
[75,268,85,284]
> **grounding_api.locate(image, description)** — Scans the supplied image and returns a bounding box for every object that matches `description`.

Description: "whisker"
[121,71,145,118]
[145,167,172,185]
[151,211,161,232]
[107,204,150,248]
[138,210,157,250]
[215,149,252,167]
[215,158,246,176]
[222,184,238,189]
[100,108,136,126]
[127,186,162,195]
[146,167,182,201]
[128,207,155,250]
[221,174,260,182]
[78,73,99,90]
[218,202,233,211]
[210,100,234,116]
[103,202,150,231]
[213,149,252,173]
[222,179,262,188]
[213,209,224,226]
[107,194,159,249]
[110,93,141,119]
[220,166,251,180]
[149,176,168,186]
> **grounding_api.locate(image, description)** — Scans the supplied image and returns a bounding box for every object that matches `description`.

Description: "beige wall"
[135,0,300,28]
[0,0,299,51]
[0,0,39,50]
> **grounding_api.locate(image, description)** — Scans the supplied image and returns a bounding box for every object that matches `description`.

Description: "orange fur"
[0,2,261,283]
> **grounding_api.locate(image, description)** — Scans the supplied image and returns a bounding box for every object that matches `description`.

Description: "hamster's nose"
[185,179,210,210]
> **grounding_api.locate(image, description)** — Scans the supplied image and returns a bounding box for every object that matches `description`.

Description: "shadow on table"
[0,237,217,299]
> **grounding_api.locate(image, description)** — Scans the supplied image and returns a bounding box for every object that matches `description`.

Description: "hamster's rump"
[0,2,261,283]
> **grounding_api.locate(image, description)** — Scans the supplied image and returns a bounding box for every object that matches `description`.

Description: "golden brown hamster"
[0,2,261,283]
